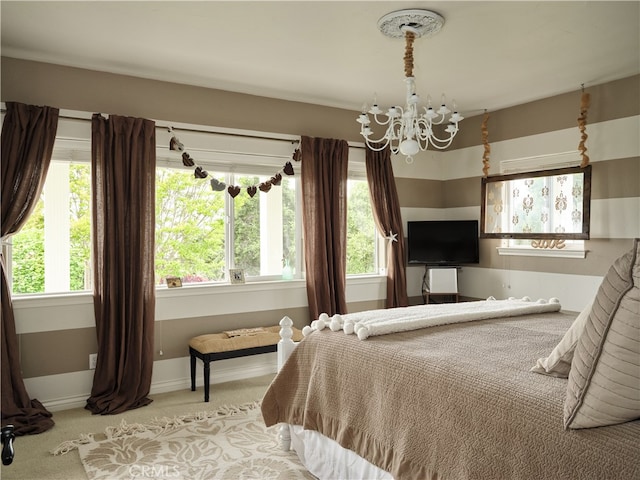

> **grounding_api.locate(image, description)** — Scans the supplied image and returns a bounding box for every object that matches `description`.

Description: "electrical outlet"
[89,353,98,370]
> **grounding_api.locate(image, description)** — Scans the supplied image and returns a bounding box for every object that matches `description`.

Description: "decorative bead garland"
[403,30,415,78]
[578,86,590,168]
[480,86,590,176]
[167,127,301,198]
[481,111,490,177]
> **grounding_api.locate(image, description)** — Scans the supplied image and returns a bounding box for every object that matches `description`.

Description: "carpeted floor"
[1,374,280,480]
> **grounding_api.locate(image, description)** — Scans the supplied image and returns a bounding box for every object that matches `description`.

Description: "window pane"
[233,175,261,276]
[155,168,226,284]
[69,163,92,290]
[232,174,296,278]
[10,161,92,294]
[346,180,377,275]
[482,165,590,239]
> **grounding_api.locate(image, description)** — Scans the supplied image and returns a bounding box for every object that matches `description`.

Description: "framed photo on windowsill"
[229,269,245,284]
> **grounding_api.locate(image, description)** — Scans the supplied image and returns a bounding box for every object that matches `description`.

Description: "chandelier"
[357,9,463,163]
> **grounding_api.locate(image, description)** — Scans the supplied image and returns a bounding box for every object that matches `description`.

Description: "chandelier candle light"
[357,9,463,163]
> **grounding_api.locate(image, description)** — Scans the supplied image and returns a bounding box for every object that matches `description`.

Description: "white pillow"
[530,300,593,378]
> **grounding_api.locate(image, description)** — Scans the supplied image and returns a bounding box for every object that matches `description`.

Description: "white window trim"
[496,244,587,259]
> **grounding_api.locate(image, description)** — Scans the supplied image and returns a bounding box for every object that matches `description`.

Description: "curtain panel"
[300,136,349,320]
[365,146,409,308]
[1,102,58,435]
[86,114,156,415]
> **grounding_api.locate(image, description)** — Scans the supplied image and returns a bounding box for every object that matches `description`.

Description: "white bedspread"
[304,297,561,339]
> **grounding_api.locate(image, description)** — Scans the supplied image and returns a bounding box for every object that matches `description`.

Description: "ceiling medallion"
[377,9,444,39]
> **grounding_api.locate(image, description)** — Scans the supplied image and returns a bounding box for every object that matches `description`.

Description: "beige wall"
[1,57,362,142]
[2,57,638,407]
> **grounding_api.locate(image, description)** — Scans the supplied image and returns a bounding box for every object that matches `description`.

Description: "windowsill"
[12,290,94,308]
[12,274,386,305]
[12,274,387,334]
[497,247,587,259]
[155,277,307,298]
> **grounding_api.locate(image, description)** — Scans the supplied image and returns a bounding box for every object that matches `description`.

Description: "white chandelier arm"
[422,108,449,125]
[417,129,457,150]
[364,140,391,152]
[370,112,394,126]
[362,134,392,151]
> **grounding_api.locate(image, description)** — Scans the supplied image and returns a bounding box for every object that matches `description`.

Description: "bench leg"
[203,360,210,402]
[190,353,197,392]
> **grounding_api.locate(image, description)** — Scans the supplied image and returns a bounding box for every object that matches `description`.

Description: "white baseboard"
[150,353,278,396]
[24,352,278,412]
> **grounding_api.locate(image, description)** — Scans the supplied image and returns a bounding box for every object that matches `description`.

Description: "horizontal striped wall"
[395,75,639,310]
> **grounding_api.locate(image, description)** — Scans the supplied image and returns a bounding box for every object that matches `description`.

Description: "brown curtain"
[366,146,409,308]
[86,114,156,415]
[1,102,58,435]
[300,136,349,320]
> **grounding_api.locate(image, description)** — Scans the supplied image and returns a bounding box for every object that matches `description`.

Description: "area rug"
[52,402,313,480]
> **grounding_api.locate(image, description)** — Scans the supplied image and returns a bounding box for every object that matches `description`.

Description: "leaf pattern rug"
[53,402,314,480]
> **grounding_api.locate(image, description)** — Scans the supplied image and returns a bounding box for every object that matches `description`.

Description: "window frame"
[5,112,384,297]
[480,164,592,240]
[482,151,591,259]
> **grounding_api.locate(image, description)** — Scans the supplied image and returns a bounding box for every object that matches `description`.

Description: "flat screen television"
[407,220,479,265]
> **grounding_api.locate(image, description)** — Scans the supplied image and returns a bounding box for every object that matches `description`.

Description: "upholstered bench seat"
[189,325,303,402]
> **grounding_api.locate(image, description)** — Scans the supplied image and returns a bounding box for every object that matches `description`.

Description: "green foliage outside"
[155,169,226,283]
[10,200,45,294]
[346,181,376,274]
[233,176,261,276]
[69,164,91,290]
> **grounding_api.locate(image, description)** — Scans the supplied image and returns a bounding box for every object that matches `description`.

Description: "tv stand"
[421,266,459,304]
[423,291,459,304]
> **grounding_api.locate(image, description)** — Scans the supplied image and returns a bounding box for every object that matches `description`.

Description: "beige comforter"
[262,311,640,480]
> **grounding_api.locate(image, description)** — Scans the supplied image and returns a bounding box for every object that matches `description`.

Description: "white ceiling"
[1,1,639,117]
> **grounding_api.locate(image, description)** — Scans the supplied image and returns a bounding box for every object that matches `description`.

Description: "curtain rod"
[1,105,366,149]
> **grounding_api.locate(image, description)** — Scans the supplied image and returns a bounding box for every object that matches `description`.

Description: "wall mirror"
[480,165,591,239]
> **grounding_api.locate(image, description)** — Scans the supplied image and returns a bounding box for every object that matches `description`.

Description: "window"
[8,160,92,294]
[156,168,379,285]
[481,165,591,239]
[6,117,382,295]
[346,179,378,275]
[480,153,591,258]
[155,167,298,284]
[155,167,226,283]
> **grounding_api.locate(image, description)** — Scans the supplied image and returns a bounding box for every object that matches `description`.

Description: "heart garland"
[168,127,300,199]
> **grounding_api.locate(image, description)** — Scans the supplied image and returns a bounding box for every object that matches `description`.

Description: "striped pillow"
[564,238,640,429]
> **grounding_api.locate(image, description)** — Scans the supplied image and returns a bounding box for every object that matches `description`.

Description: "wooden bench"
[189,325,303,402]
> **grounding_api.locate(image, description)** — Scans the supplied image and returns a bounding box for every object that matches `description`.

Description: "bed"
[261,239,640,480]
